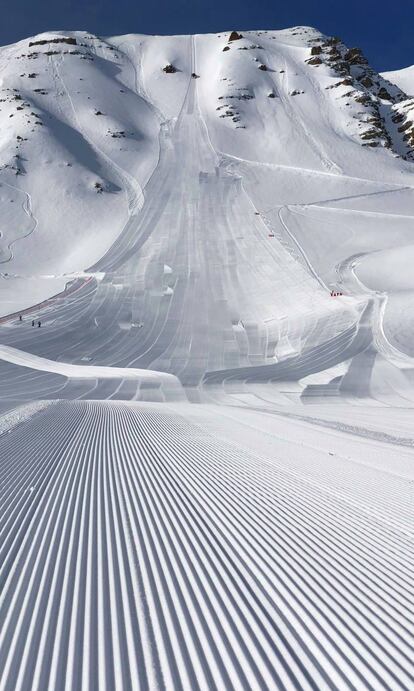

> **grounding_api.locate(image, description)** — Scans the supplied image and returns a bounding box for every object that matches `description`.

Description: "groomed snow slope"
[1,400,414,691]
[1,27,414,690]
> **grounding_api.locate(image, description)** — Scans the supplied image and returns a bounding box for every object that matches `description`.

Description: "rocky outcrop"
[377,86,392,101]
[343,47,368,66]
[359,75,373,88]
[306,34,407,154]
[391,99,414,156]
[228,31,243,42]
[306,56,322,66]
[310,45,322,56]
[29,37,77,47]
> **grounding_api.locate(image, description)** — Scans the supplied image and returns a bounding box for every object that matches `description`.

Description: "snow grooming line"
[0,400,413,690]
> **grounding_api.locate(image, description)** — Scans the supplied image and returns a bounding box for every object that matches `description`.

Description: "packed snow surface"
[0,27,414,689]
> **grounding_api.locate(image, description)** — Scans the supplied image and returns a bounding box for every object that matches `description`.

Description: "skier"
[38,321,41,328]
[19,315,22,322]
[31,320,35,327]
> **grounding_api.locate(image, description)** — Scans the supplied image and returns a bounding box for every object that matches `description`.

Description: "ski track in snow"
[1,400,414,691]
[0,182,38,266]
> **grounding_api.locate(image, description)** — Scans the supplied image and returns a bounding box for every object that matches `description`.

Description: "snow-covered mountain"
[1,27,414,361]
[0,27,413,385]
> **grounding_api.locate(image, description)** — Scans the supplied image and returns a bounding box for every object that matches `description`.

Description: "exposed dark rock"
[268,92,276,98]
[337,62,351,75]
[228,31,243,42]
[310,45,322,55]
[162,64,177,73]
[398,121,413,133]
[326,51,340,62]
[378,87,392,101]
[258,64,268,71]
[29,37,77,47]
[191,72,200,78]
[359,75,373,88]
[354,94,371,105]
[28,73,37,78]
[343,47,368,66]
[360,129,379,140]
[307,57,322,66]
[222,46,230,52]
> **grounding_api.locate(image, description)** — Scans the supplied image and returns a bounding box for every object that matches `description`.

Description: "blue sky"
[2,0,412,72]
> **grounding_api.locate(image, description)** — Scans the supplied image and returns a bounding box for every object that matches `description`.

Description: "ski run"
[0,26,414,691]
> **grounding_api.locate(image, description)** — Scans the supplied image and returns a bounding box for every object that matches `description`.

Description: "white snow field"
[1,27,414,690]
